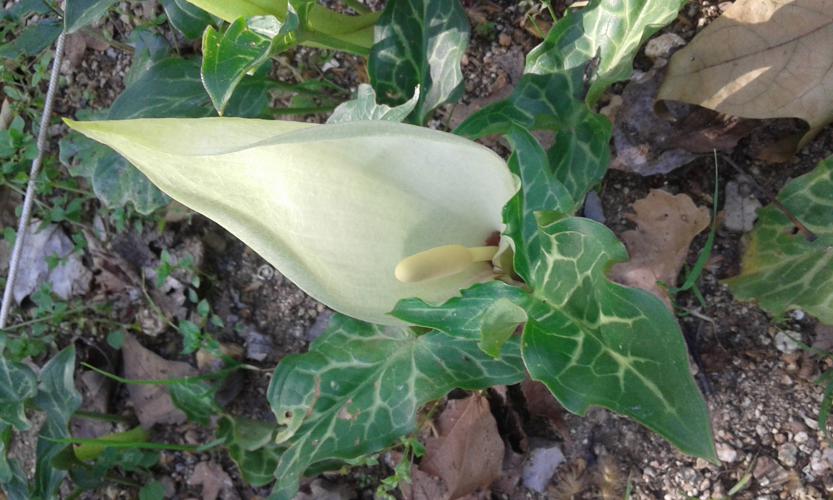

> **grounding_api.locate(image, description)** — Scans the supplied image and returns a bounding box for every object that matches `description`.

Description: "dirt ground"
[6,0,833,498]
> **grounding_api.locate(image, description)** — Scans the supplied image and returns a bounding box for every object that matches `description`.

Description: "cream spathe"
[66,118,517,325]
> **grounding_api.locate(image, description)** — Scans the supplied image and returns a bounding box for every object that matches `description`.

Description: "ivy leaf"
[64,0,118,33]
[455,70,611,212]
[0,422,11,483]
[160,0,215,39]
[0,458,29,499]
[0,352,38,431]
[218,416,281,487]
[726,156,833,325]
[201,17,275,115]
[32,346,82,499]
[528,0,686,105]
[327,84,420,124]
[502,126,576,280]
[478,299,527,358]
[108,58,215,119]
[456,0,684,207]
[393,281,530,339]
[169,380,221,425]
[124,27,171,87]
[369,0,469,124]
[0,19,62,59]
[524,215,716,461]
[59,132,170,215]
[265,314,525,500]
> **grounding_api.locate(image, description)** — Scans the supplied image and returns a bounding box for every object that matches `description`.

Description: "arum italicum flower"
[65,118,517,325]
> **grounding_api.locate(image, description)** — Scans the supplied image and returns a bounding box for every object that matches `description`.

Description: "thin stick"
[718,153,817,241]
[1,32,66,328]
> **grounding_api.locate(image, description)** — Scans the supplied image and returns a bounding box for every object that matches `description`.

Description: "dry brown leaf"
[520,380,567,438]
[658,0,833,150]
[400,469,450,500]
[122,334,195,428]
[610,190,710,309]
[188,461,234,500]
[419,395,504,499]
[612,70,758,176]
[71,371,114,440]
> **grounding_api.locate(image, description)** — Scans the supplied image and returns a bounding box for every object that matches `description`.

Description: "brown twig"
[718,153,817,241]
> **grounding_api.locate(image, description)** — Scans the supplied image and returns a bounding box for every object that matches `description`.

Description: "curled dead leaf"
[418,395,504,499]
[611,190,710,308]
[122,334,195,428]
[658,0,833,152]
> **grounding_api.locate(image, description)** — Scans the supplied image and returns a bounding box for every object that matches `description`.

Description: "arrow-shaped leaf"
[201,17,276,115]
[369,0,469,124]
[266,314,525,500]
[32,346,82,499]
[726,156,833,325]
[327,84,420,124]
[0,352,38,431]
[524,215,716,461]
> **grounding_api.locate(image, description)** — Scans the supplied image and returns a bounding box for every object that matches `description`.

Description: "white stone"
[644,33,686,60]
[716,443,738,463]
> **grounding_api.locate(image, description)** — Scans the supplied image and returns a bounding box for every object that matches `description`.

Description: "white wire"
[0,32,66,329]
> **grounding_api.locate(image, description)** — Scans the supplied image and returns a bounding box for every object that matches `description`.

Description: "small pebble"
[716,443,738,463]
[774,331,801,353]
[644,33,686,59]
[778,443,798,468]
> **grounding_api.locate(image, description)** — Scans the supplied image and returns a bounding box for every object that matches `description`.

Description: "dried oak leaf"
[419,394,504,499]
[122,334,195,428]
[611,190,710,309]
[658,0,833,151]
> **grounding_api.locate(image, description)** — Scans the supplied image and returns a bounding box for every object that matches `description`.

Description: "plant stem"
[0,304,93,332]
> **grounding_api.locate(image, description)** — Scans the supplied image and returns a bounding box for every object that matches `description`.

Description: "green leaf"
[369,0,469,124]
[160,0,215,39]
[64,0,118,33]
[218,416,281,487]
[110,56,269,119]
[0,423,11,483]
[0,458,29,499]
[726,157,833,325]
[109,58,214,119]
[524,215,716,461]
[124,27,172,87]
[0,19,62,59]
[528,0,686,105]
[169,380,221,425]
[59,132,170,215]
[502,126,576,280]
[0,352,38,430]
[266,314,525,499]
[106,331,125,349]
[455,71,611,211]
[393,280,530,339]
[178,320,202,354]
[479,298,527,358]
[456,0,684,206]
[201,17,274,115]
[327,84,420,124]
[139,480,166,500]
[2,0,53,21]
[32,346,82,499]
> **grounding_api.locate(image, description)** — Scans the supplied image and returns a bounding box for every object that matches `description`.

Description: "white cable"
[0,32,66,329]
